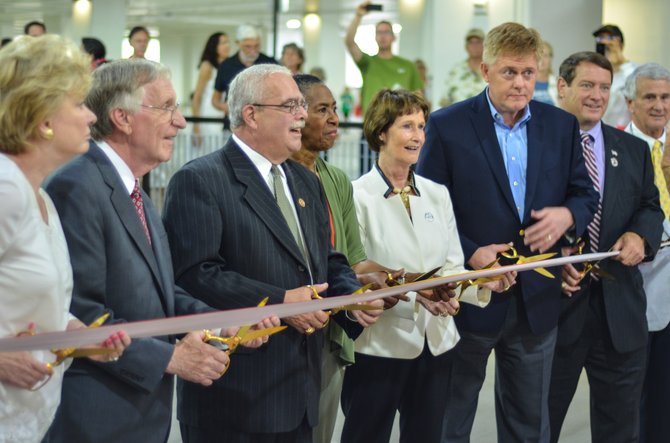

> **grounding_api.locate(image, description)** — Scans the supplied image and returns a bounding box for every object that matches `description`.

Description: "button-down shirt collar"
[486,88,531,219]
[626,121,666,151]
[96,140,136,195]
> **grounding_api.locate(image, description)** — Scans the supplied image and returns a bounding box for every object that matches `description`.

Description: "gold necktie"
[271,166,311,269]
[652,140,670,220]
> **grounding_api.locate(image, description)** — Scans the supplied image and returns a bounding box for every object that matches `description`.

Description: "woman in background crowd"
[0,35,129,443]
[81,37,108,70]
[533,40,558,105]
[191,32,230,139]
[281,42,304,75]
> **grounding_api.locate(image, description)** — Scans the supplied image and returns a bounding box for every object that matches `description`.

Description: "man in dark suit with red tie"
[549,52,663,443]
[416,23,598,442]
[162,64,383,442]
[44,60,231,443]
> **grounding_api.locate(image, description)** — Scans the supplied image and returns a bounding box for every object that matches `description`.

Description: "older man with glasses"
[43,59,235,443]
[162,64,383,443]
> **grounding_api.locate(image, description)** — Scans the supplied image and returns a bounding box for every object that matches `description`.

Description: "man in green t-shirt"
[345,1,424,113]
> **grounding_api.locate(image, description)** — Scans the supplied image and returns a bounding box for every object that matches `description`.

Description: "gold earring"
[43,128,54,140]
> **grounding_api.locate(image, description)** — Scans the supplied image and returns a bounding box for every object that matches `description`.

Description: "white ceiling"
[0,0,398,36]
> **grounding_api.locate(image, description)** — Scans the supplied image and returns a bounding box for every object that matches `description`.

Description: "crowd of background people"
[2,1,670,443]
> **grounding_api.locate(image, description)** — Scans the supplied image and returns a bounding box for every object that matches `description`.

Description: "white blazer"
[352,167,490,359]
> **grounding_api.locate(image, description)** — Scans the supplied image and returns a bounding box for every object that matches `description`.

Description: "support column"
[397,0,424,60]
[302,10,347,105]
[603,0,669,69]
[90,0,126,60]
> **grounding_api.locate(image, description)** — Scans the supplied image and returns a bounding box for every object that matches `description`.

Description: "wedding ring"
[305,327,315,335]
[561,282,568,290]
[110,356,119,362]
[504,285,510,291]
[439,312,449,317]
[322,319,329,328]
[547,234,553,241]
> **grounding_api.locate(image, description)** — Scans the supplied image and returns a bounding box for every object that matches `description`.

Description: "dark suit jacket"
[44,142,212,443]
[416,92,599,335]
[162,139,361,433]
[556,124,664,353]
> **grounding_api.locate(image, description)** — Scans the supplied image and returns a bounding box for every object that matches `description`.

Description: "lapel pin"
[611,149,618,157]
[298,198,306,208]
[425,212,434,222]
[611,157,619,167]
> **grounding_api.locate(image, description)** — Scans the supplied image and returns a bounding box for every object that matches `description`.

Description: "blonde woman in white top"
[0,36,130,443]
[341,89,504,443]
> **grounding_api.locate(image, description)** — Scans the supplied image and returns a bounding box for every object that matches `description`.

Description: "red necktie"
[131,179,152,245]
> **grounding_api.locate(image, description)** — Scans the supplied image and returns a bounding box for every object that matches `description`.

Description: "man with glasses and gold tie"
[549,52,664,443]
[162,64,383,443]
[623,62,670,443]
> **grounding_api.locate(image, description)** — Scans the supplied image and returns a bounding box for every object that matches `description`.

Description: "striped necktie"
[581,133,601,253]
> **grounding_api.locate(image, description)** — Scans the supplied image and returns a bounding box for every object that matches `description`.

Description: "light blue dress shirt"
[486,89,531,219]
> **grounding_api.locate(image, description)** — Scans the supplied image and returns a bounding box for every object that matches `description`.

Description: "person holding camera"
[344,1,423,114]
[593,24,637,128]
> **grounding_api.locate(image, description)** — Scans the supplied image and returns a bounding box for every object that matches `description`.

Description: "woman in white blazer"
[340,89,503,443]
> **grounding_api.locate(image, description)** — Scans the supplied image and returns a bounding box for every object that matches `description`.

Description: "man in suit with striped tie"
[549,52,664,443]
[623,63,670,443]
[162,64,383,442]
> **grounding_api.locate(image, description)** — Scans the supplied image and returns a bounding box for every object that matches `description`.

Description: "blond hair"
[0,35,91,154]
[482,22,543,66]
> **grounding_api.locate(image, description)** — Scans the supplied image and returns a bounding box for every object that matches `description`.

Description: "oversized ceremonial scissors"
[28,313,115,390]
[203,298,287,375]
[384,266,441,287]
[571,239,614,280]
[457,245,557,296]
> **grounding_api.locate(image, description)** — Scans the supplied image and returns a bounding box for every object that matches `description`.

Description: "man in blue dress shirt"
[417,23,598,442]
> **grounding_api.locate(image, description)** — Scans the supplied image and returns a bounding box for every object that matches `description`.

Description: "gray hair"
[623,63,670,100]
[228,64,292,129]
[86,59,171,139]
[236,24,260,41]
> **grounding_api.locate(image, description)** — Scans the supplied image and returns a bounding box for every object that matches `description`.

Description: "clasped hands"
[283,283,384,334]
[362,268,459,317]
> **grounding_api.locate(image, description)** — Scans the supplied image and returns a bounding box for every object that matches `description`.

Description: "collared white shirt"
[233,134,312,280]
[625,122,670,240]
[97,140,136,194]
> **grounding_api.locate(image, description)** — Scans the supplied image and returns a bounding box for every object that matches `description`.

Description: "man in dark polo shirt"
[211,24,277,131]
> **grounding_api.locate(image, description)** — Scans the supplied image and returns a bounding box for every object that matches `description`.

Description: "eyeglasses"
[140,102,181,121]
[252,99,308,116]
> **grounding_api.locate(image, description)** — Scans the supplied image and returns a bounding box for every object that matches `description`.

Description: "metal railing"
[147,118,376,211]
